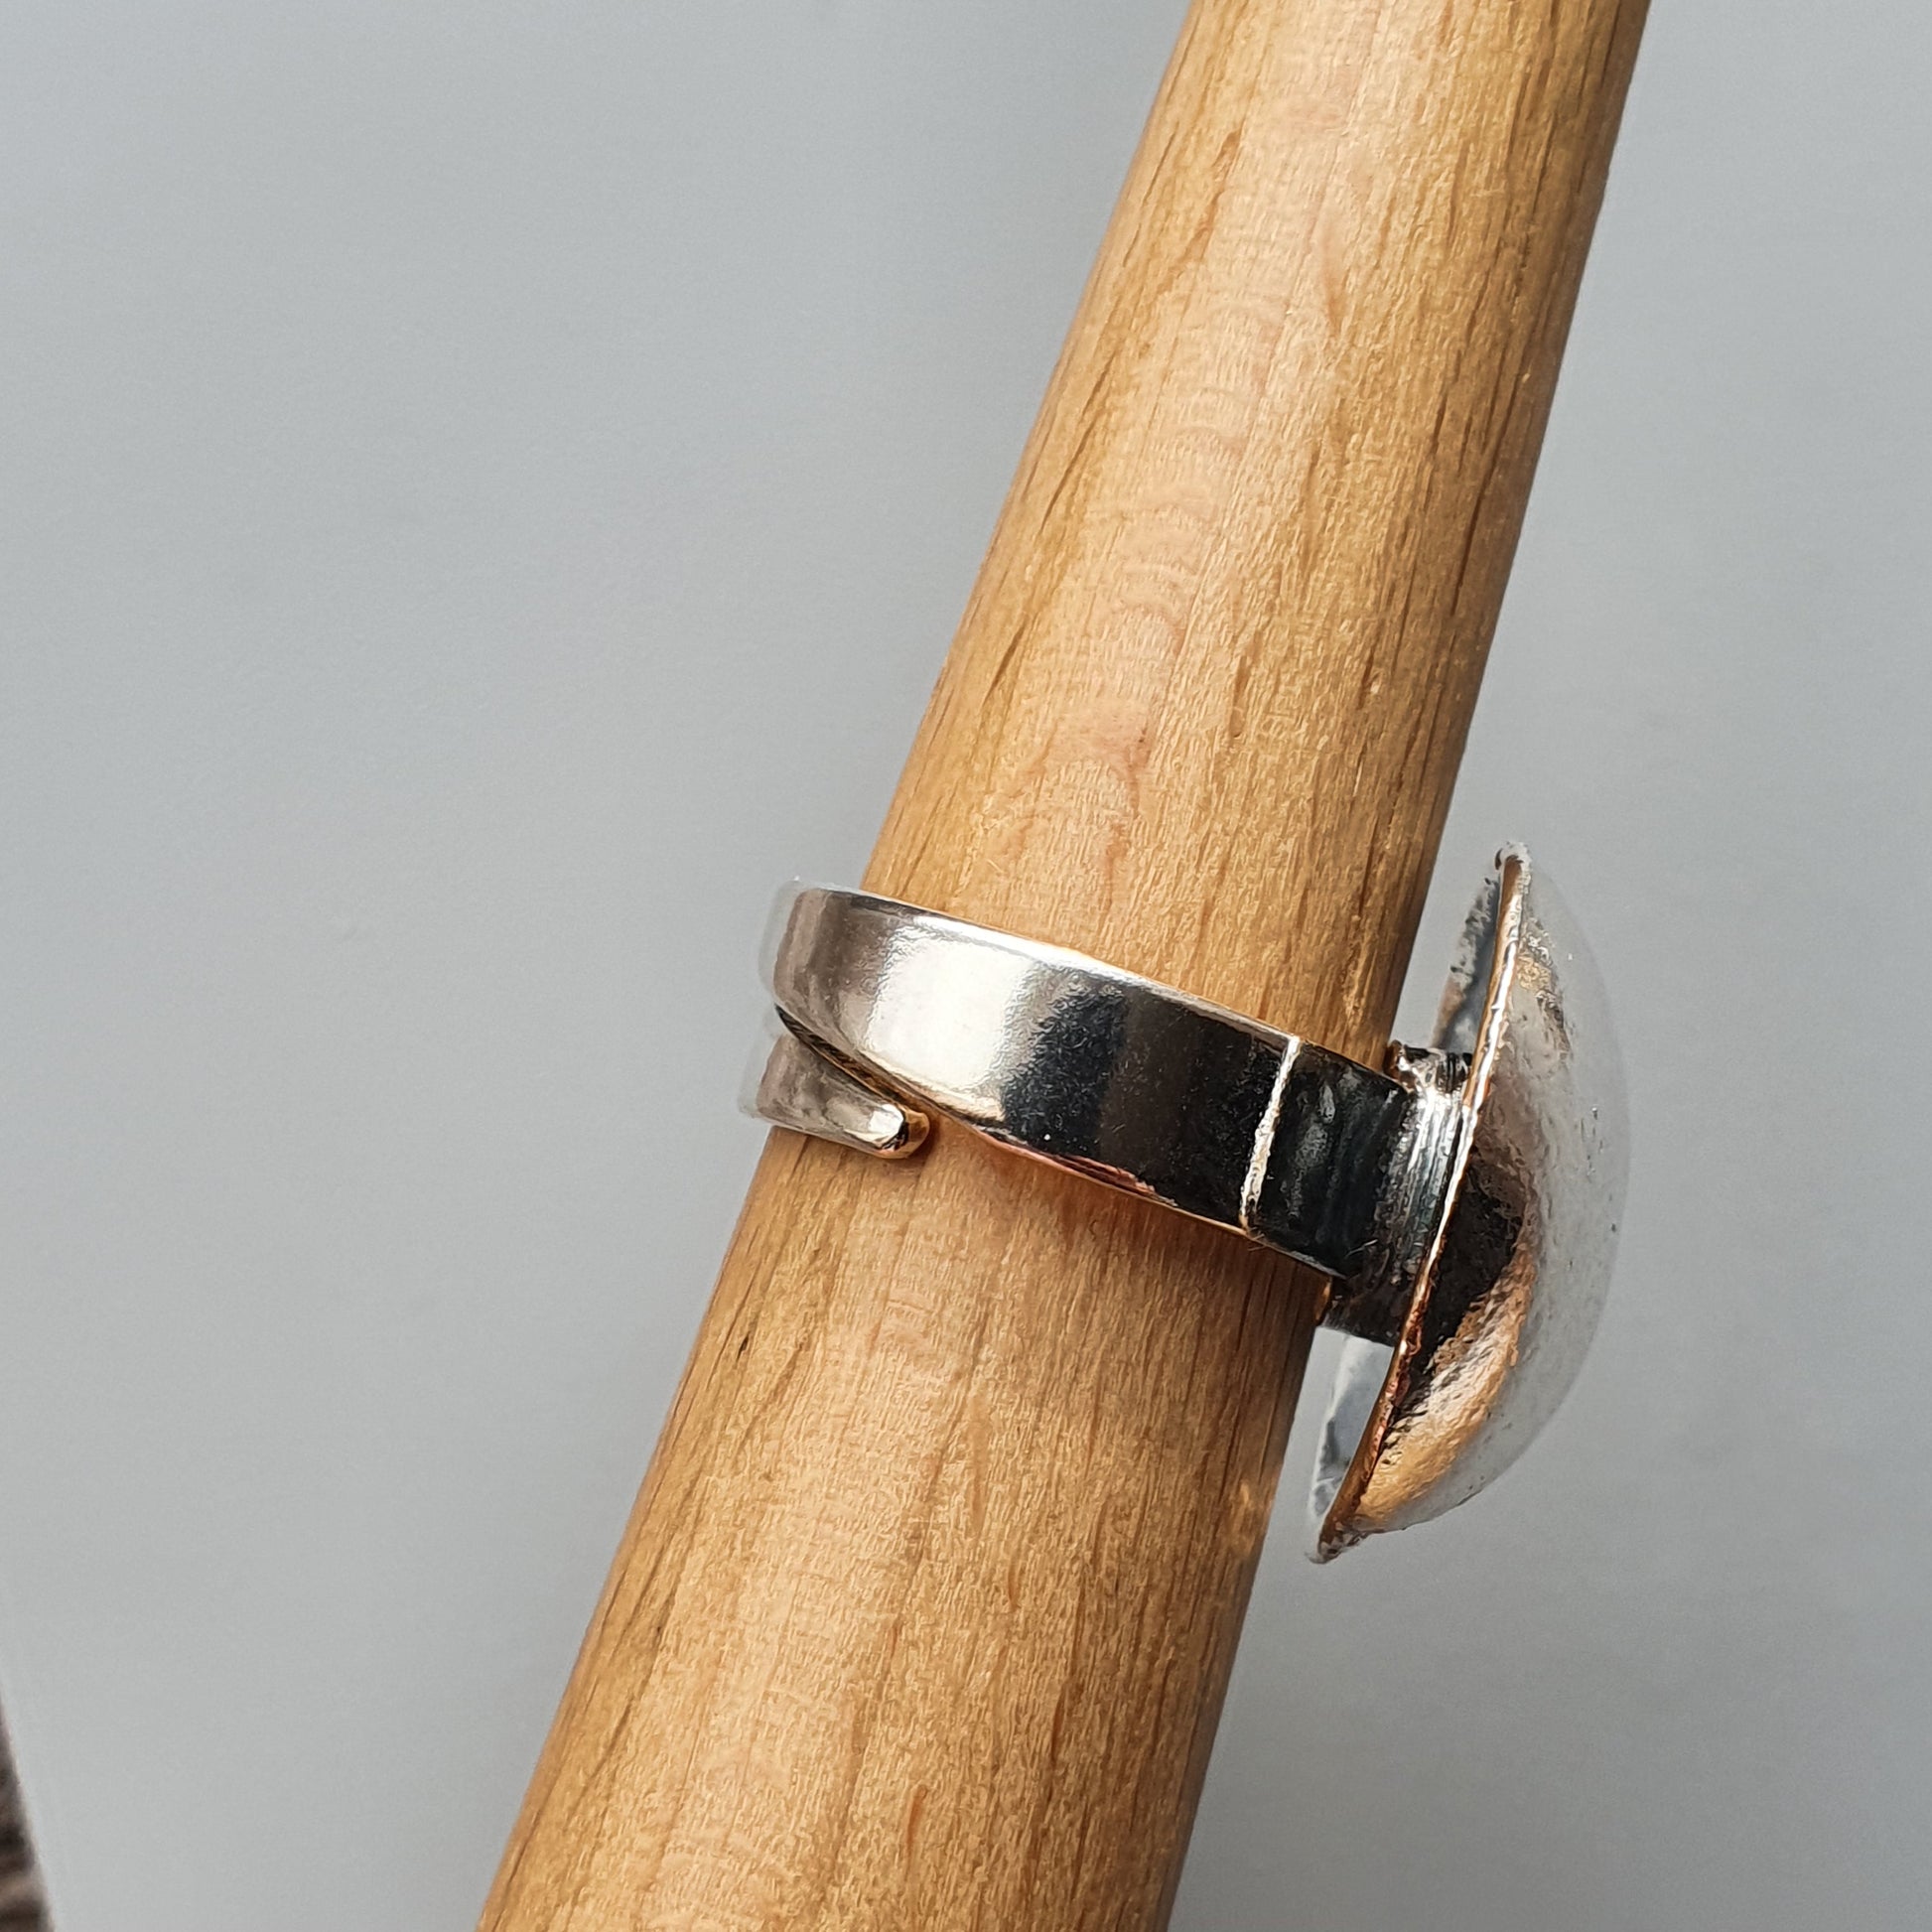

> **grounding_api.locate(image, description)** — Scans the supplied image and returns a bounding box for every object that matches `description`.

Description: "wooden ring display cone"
[481,1,1650,1926]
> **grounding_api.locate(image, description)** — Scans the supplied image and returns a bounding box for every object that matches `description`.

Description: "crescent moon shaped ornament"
[750,847,1626,1560]
[1310,849,1627,1557]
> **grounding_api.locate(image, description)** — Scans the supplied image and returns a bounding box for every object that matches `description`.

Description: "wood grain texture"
[482,1,1646,1926]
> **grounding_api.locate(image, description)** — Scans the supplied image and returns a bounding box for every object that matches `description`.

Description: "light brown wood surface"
[481,1,1646,1925]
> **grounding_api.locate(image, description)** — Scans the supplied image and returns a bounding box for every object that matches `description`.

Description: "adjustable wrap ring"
[749,847,1626,1560]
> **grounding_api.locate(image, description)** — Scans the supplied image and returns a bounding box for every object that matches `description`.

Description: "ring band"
[755,888,1461,1346]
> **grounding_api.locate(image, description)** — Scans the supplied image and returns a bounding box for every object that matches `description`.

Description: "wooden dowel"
[482,1,1647,1925]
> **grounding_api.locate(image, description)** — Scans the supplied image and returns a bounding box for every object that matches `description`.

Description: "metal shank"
[758,889,1460,1341]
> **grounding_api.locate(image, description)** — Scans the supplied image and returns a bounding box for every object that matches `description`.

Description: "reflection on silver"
[748,849,1625,1560]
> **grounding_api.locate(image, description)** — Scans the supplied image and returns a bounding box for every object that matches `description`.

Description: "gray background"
[3,3,1928,1928]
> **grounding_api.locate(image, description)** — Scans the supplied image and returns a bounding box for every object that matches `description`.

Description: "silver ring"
[749,848,1626,1560]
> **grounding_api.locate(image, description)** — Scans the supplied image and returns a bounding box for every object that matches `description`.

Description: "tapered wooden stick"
[482,1,1647,1924]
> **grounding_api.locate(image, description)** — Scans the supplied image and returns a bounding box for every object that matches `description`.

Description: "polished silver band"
[754,888,1463,1345]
